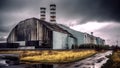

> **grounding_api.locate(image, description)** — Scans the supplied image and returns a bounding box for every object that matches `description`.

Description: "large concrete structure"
[7,18,77,49]
[7,18,105,49]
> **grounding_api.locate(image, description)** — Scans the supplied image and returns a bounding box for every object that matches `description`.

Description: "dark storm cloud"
[0,0,28,12]
[0,0,41,36]
[0,36,6,41]
[0,14,10,33]
[1,0,120,27]
[0,0,53,40]
[0,0,27,34]
[0,0,120,42]
[0,26,9,33]
[57,0,120,24]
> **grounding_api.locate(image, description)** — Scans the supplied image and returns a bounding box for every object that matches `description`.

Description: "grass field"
[0,50,97,63]
[112,51,120,62]
[111,51,120,67]
[102,50,120,68]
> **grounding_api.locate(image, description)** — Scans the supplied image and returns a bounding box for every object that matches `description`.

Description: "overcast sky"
[0,0,120,45]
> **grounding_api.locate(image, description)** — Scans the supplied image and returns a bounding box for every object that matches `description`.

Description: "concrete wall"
[72,31,84,45]
[66,30,84,46]
[84,33,90,44]
[14,41,25,46]
[94,37,97,44]
[58,25,84,46]
[96,37,105,45]
[67,37,75,49]
[53,31,68,49]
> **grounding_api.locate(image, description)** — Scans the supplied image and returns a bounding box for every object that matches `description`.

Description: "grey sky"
[0,0,120,45]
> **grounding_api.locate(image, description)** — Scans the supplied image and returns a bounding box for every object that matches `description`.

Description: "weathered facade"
[7,18,105,49]
[7,18,76,49]
[58,24,84,46]
[58,24,105,46]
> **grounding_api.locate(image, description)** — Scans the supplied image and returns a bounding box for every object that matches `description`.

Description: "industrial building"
[7,18,77,49]
[6,4,105,49]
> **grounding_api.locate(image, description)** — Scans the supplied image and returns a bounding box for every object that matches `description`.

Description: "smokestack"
[50,4,56,23]
[40,7,46,21]
[91,32,93,36]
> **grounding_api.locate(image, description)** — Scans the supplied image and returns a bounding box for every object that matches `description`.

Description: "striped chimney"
[50,4,56,23]
[40,7,46,21]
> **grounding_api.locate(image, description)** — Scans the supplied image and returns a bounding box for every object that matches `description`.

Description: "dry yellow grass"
[20,50,96,63]
[112,51,120,62]
[0,50,97,63]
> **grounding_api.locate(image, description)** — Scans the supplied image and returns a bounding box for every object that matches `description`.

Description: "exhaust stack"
[40,7,46,21]
[50,4,56,23]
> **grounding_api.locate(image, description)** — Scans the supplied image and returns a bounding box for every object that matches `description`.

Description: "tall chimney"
[40,7,46,21]
[50,4,56,23]
[91,32,93,36]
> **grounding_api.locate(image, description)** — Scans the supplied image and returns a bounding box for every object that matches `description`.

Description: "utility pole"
[116,35,120,46]
[116,40,118,46]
